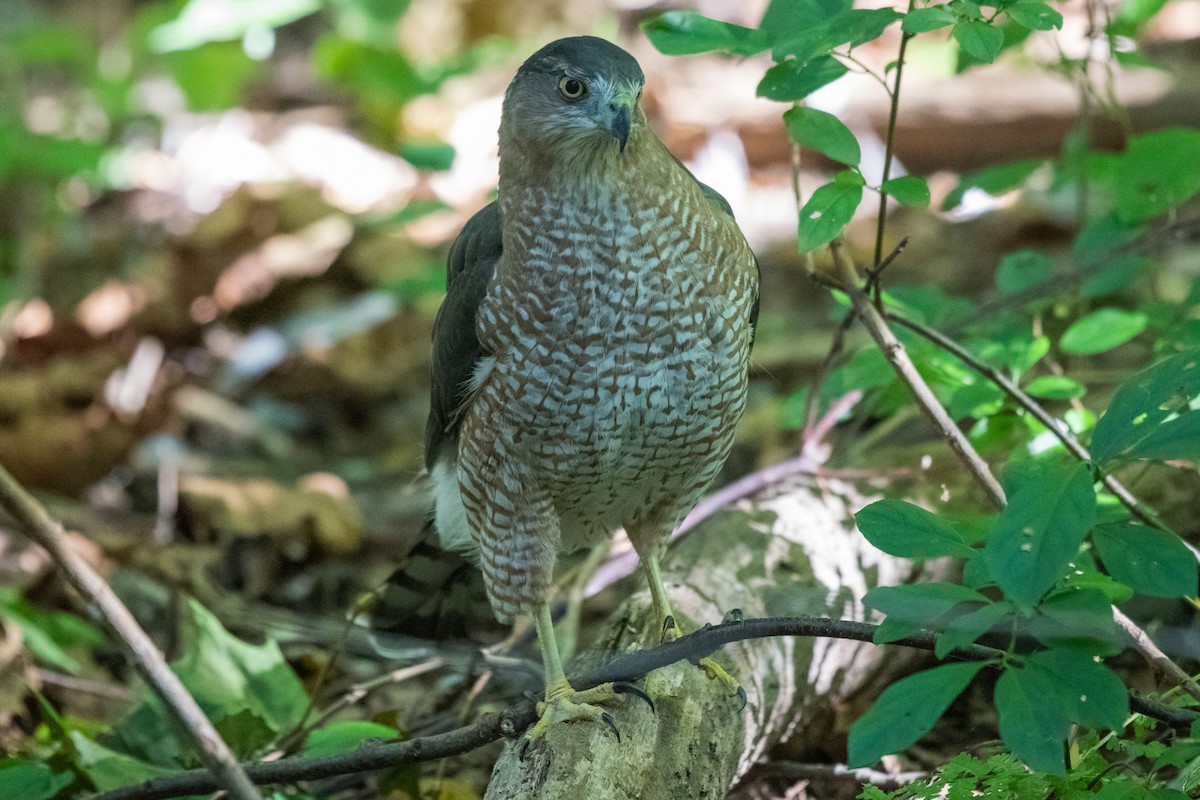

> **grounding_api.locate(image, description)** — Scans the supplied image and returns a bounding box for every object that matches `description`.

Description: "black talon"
[519,737,532,761]
[613,681,656,714]
[601,711,621,743]
[660,615,676,644]
[722,608,744,625]
[735,686,748,712]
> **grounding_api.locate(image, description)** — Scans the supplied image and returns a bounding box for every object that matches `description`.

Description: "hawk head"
[500,36,646,161]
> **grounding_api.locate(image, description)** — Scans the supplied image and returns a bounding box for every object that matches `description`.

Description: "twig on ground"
[0,464,263,800]
[88,614,1200,800]
[274,658,445,755]
[33,668,135,703]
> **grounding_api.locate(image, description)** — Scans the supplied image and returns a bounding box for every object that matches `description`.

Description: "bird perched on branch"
[422,35,759,742]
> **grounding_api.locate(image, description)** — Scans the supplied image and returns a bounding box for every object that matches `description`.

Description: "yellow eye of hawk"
[558,76,587,100]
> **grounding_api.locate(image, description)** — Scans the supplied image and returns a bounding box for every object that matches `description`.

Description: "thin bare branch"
[830,242,1007,507]
[0,464,263,800]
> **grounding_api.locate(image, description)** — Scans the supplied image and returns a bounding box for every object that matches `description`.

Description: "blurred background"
[2,0,1200,795]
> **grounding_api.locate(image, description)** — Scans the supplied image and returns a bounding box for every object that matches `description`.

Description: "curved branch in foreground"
[89,616,1199,800]
[0,464,262,800]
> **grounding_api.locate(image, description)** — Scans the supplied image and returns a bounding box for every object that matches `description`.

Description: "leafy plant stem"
[834,50,890,92]
[873,12,915,273]
[884,309,1175,535]
[831,240,1007,507]
[828,246,1200,703]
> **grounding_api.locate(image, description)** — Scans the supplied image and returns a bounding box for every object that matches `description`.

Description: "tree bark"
[484,475,938,799]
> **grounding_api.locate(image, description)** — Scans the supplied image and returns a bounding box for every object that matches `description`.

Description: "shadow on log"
[485,475,942,799]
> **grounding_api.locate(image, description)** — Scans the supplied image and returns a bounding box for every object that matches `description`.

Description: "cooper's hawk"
[426,36,759,738]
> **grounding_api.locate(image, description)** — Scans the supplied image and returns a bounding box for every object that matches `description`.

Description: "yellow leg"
[643,554,746,707]
[523,604,651,748]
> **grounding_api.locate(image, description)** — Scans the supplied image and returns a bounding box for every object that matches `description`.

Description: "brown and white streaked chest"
[465,154,757,538]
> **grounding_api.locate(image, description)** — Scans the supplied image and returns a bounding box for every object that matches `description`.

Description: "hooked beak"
[609,104,630,152]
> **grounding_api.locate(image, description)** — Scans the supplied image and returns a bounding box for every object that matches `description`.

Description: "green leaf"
[873,614,924,644]
[995,249,1053,295]
[1006,1,1063,30]
[952,20,1005,63]
[642,12,768,56]
[1082,256,1148,299]
[994,667,1071,774]
[903,6,957,33]
[761,0,855,35]
[936,601,1012,659]
[983,462,1096,611]
[314,37,427,110]
[1030,588,1122,654]
[1093,523,1199,598]
[0,759,73,800]
[943,159,1044,210]
[399,141,455,172]
[855,500,975,558]
[107,598,311,764]
[1109,0,1171,37]
[797,173,863,252]
[881,176,931,208]
[1024,376,1086,400]
[864,583,989,629]
[171,599,308,746]
[758,56,850,101]
[770,7,899,59]
[1060,308,1147,355]
[166,42,260,111]
[827,8,903,47]
[951,380,1007,420]
[150,0,320,51]
[303,721,399,758]
[1090,349,1200,466]
[1073,213,1143,266]
[1126,409,1200,463]
[69,734,176,792]
[783,107,860,166]
[1062,564,1134,604]
[848,662,988,767]
[1115,128,1200,222]
[0,588,105,674]
[1025,649,1129,729]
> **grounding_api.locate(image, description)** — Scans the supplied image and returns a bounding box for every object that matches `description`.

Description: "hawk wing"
[697,181,761,343]
[425,202,503,470]
[424,183,759,470]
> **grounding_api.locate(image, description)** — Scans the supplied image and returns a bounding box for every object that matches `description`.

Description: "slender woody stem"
[873,17,915,272]
[884,310,1175,534]
[0,464,262,800]
[831,242,1007,507]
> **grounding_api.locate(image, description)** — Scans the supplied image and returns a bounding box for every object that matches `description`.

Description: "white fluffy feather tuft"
[431,455,475,556]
